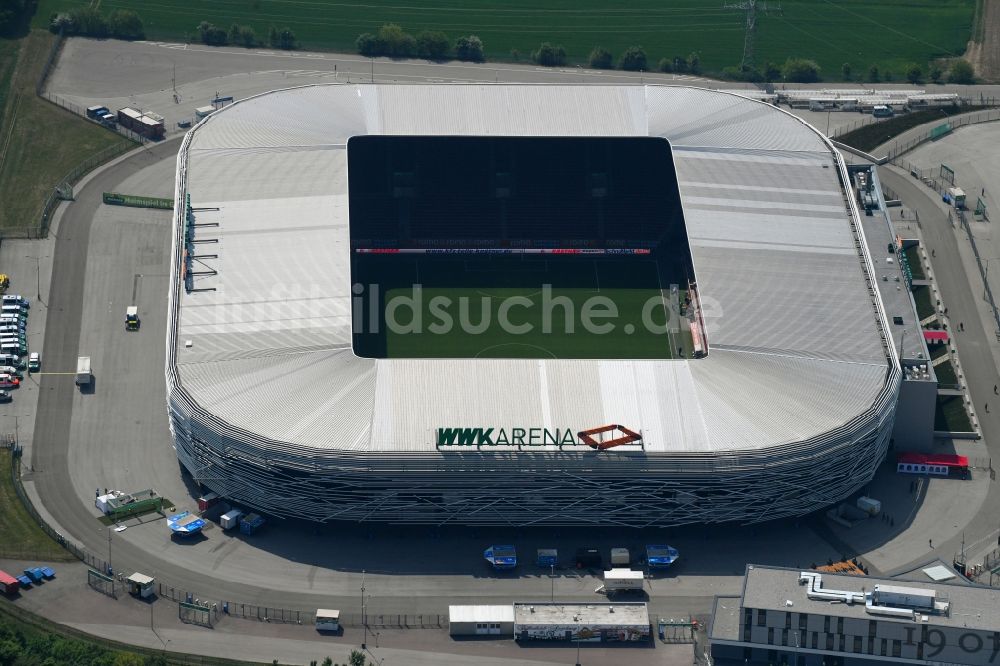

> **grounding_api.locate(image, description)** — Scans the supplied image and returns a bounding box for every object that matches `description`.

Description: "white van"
[0,305,25,317]
[0,354,21,366]
[0,344,21,357]
[873,104,893,118]
[0,325,24,335]
[0,315,24,325]
[1,295,27,308]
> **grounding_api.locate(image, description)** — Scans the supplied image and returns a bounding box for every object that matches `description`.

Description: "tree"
[948,59,974,84]
[198,21,228,46]
[321,657,334,666]
[69,7,109,37]
[228,23,240,45]
[619,45,647,71]
[375,23,415,57]
[928,65,943,83]
[277,26,296,49]
[588,46,613,69]
[238,25,256,47]
[687,51,701,74]
[454,35,484,62]
[532,42,565,67]
[349,650,367,666]
[867,64,880,82]
[112,653,145,666]
[107,9,144,39]
[0,0,30,36]
[781,57,820,82]
[763,61,780,81]
[841,62,852,80]
[658,57,672,73]
[268,25,279,48]
[356,32,377,56]
[510,48,521,61]
[672,56,688,73]
[416,30,449,59]
[905,63,922,84]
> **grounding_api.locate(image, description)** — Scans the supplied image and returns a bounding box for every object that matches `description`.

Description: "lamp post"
[361,569,367,649]
[575,633,582,666]
[550,563,554,602]
[24,255,40,301]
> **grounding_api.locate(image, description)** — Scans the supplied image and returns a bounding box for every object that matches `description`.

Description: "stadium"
[166,84,900,527]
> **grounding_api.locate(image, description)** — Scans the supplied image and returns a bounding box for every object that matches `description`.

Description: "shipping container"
[220,509,242,530]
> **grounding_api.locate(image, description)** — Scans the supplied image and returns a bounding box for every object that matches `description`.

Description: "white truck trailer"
[76,356,92,387]
[599,568,645,594]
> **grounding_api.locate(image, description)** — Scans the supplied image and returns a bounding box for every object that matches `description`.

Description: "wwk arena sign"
[435,424,644,451]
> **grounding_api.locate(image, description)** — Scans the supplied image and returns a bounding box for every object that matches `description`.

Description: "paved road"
[878,166,1000,570]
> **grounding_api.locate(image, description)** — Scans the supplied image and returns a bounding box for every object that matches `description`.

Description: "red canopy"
[923,330,949,343]
[897,452,968,468]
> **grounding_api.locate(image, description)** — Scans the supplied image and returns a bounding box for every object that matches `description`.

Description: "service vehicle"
[600,568,645,594]
[0,354,22,367]
[76,356,92,386]
[645,544,680,569]
[575,547,602,569]
[1,295,28,308]
[86,105,110,120]
[484,544,517,570]
[872,104,894,118]
[125,306,139,331]
[27,352,39,372]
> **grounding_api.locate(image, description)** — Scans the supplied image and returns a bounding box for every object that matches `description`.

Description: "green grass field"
[34,0,975,78]
[358,256,690,359]
[0,449,73,561]
[0,30,132,231]
[384,284,675,359]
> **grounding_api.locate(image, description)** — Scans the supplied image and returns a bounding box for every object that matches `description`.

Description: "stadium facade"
[166,84,900,527]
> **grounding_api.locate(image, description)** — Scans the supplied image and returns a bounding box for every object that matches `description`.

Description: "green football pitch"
[35,0,975,80]
[358,256,691,359]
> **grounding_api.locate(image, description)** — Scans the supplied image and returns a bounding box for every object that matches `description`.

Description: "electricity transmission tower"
[722,0,782,71]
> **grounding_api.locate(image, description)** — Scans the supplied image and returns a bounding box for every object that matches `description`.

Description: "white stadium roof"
[173,84,892,455]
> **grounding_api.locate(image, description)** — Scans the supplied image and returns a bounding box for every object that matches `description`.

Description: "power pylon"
[722,0,782,71]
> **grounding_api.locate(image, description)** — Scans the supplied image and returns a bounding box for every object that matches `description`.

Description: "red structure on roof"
[577,424,642,450]
[897,452,968,468]
[923,330,949,343]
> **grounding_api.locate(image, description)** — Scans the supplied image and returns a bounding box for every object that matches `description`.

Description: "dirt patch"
[967,0,1000,82]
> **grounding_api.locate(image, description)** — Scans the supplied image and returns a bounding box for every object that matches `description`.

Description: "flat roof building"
[710,564,1000,666]
[513,602,650,642]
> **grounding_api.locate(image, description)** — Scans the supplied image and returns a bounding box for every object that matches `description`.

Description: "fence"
[0,599,263,666]
[11,140,139,240]
[41,91,148,144]
[882,107,1000,162]
[890,156,1000,339]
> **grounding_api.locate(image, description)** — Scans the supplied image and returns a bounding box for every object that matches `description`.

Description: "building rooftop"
[742,565,1000,631]
[449,605,515,623]
[513,602,649,626]
[172,84,894,455]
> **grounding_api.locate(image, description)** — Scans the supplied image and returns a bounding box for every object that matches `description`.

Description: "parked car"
[0,375,19,388]
[0,390,10,403]
[28,352,39,372]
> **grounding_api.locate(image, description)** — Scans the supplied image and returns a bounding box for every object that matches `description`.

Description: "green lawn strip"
[34,0,974,79]
[934,358,958,386]
[0,30,132,231]
[930,342,950,361]
[904,245,926,280]
[934,394,973,431]
[0,38,20,132]
[911,284,936,320]
[0,600,278,665]
[0,449,73,561]
[385,286,671,359]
